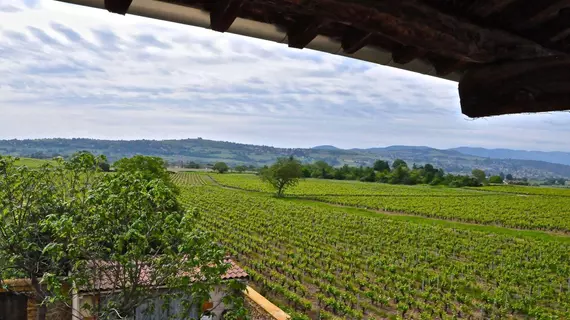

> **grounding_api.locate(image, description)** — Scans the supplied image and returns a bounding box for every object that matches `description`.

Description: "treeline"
[170,160,257,173]
[301,159,483,187]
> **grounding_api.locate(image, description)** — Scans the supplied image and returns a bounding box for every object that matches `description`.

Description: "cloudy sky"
[0,0,569,151]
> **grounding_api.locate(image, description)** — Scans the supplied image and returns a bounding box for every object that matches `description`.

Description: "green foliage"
[489,175,504,184]
[213,162,229,173]
[373,160,390,172]
[0,153,245,320]
[306,160,334,179]
[114,155,177,193]
[443,174,481,188]
[260,157,303,197]
[472,169,487,184]
[0,152,107,317]
[181,161,201,169]
[234,165,248,173]
[68,171,235,319]
[299,160,480,187]
[114,155,169,181]
[392,159,408,170]
[99,161,111,172]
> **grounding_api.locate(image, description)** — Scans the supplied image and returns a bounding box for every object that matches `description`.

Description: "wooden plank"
[210,0,243,33]
[264,0,559,63]
[459,56,570,117]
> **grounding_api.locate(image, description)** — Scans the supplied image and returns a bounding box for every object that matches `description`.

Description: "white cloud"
[0,0,569,152]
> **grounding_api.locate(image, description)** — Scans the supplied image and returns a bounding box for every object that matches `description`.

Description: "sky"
[0,0,569,152]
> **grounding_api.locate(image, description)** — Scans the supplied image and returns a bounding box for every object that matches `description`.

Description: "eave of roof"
[56,0,463,82]
[53,0,570,117]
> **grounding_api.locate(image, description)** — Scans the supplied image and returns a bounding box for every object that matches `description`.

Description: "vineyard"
[468,185,570,197]
[211,174,483,196]
[209,174,570,233]
[171,172,212,185]
[174,173,570,319]
[313,195,570,232]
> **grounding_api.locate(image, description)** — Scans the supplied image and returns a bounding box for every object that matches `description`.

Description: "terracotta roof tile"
[221,259,249,280]
[82,258,247,292]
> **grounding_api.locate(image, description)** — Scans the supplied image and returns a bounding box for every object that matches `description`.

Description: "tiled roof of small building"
[83,258,248,292]
[222,259,249,280]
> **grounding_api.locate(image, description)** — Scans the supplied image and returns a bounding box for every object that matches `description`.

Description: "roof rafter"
[104,0,132,14]
[210,0,244,33]
[286,16,321,49]
[392,45,423,64]
[466,0,519,17]
[259,0,560,63]
[341,27,371,54]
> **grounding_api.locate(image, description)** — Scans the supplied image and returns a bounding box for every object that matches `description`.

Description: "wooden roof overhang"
[57,0,570,118]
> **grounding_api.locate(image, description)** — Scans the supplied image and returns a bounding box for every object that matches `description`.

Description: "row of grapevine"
[171,172,211,186]
[314,194,570,232]
[211,174,484,196]
[209,174,570,232]
[468,185,570,197]
[177,183,570,319]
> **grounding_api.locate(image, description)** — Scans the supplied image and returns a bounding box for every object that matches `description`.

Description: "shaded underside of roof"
[57,0,570,117]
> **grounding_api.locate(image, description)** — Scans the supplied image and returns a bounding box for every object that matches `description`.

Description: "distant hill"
[312,145,340,151]
[451,147,570,166]
[1,138,570,179]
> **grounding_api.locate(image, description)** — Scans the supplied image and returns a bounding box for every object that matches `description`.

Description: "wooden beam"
[104,0,132,15]
[392,45,423,64]
[210,0,243,33]
[550,8,570,42]
[269,0,560,63]
[341,27,371,54]
[520,8,570,47]
[525,14,570,44]
[459,56,570,117]
[287,17,321,49]
[486,0,570,31]
[427,56,464,76]
[466,0,519,17]
[434,61,463,76]
[513,0,570,29]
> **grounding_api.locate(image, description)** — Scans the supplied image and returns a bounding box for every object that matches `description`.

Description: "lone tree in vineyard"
[260,156,303,197]
[213,162,229,173]
[472,169,487,185]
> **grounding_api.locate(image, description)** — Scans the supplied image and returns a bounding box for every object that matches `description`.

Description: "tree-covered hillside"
[1,138,570,179]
